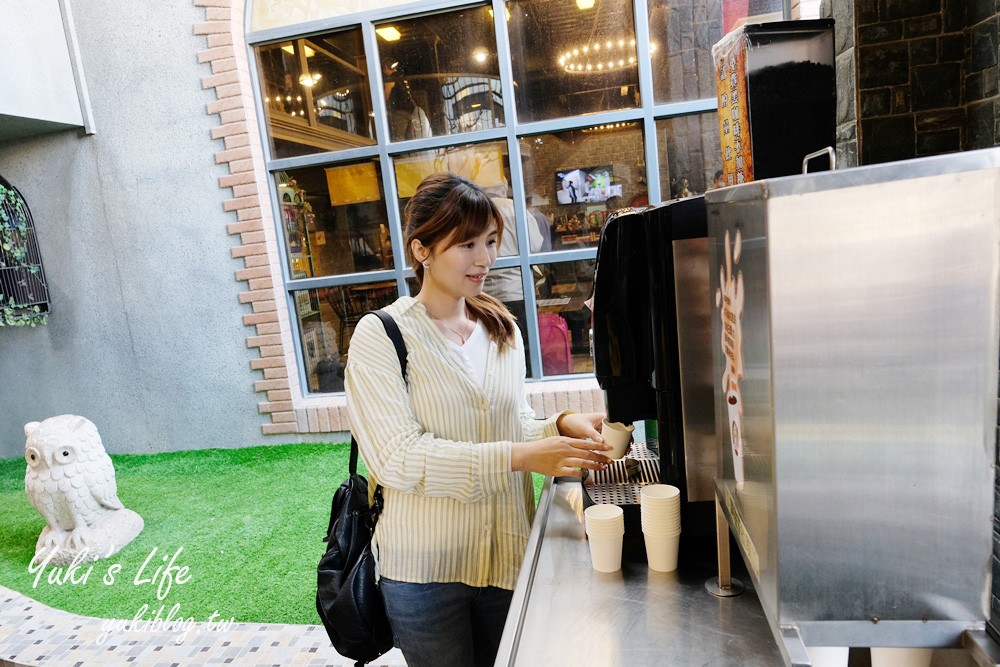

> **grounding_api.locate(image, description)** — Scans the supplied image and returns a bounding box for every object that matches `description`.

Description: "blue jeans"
[380,579,514,667]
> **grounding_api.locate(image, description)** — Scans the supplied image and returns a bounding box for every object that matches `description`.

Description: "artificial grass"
[0,442,546,625]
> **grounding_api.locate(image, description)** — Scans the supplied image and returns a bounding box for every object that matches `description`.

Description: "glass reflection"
[294,283,398,393]
[376,7,504,141]
[656,113,722,200]
[507,0,639,122]
[533,259,596,376]
[256,28,375,158]
[277,160,392,278]
[648,0,724,104]
[519,122,645,251]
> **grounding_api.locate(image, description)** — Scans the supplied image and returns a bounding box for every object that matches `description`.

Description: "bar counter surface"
[495,477,783,666]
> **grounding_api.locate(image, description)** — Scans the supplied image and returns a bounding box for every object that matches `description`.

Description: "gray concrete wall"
[0,0,288,458]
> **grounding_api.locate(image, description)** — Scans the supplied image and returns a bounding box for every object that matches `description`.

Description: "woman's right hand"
[511,436,613,477]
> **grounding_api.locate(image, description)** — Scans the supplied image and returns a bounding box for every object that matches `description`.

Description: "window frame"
[246,0,720,395]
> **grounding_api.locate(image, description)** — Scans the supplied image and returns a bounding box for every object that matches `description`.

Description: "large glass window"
[376,6,504,141]
[656,112,723,199]
[257,28,375,159]
[519,122,646,251]
[533,259,596,376]
[507,0,640,122]
[276,159,392,278]
[251,1,723,394]
[648,0,723,104]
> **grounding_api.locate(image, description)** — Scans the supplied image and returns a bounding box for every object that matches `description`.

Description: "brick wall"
[852,0,999,164]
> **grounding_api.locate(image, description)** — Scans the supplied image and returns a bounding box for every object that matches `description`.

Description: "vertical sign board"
[713,30,753,186]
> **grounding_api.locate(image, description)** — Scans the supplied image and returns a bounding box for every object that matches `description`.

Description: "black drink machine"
[590,196,717,537]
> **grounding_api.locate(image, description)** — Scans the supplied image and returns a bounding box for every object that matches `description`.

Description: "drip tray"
[583,439,660,506]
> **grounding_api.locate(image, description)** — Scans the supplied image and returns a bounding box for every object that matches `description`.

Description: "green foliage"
[0,182,48,327]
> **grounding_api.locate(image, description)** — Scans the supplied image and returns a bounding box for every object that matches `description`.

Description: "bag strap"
[349,309,408,518]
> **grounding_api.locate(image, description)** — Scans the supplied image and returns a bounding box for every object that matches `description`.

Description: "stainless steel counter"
[496,477,784,666]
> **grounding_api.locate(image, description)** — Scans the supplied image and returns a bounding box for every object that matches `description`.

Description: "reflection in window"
[519,122,645,252]
[277,160,392,279]
[533,260,596,376]
[256,28,375,158]
[376,7,503,141]
[394,141,528,255]
[507,0,639,122]
[648,0,724,104]
[656,113,722,200]
[294,283,398,393]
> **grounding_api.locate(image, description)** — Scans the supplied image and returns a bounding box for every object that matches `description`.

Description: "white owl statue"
[24,415,144,566]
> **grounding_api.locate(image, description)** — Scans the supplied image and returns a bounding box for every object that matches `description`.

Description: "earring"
[422,262,429,269]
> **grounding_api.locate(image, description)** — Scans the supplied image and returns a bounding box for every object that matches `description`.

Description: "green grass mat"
[0,442,545,625]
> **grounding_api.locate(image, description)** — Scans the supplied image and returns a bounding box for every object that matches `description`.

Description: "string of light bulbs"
[558,37,656,74]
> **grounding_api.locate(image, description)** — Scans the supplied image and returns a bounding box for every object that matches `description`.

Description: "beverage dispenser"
[590,197,718,534]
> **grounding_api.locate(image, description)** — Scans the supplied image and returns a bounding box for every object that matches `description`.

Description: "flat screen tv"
[555,165,622,204]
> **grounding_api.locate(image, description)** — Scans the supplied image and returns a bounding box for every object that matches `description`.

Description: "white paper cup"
[805,647,848,667]
[644,532,679,572]
[588,532,624,572]
[601,419,634,459]
[870,648,933,667]
[640,484,680,503]
[641,519,681,536]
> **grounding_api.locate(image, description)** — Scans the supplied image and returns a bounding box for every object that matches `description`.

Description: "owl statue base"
[34,508,144,566]
[24,415,145,568]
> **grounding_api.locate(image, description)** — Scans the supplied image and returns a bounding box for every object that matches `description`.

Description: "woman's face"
[421,224,499,300]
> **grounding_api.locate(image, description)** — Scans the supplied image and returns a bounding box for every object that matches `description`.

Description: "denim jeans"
[379,579,514,667]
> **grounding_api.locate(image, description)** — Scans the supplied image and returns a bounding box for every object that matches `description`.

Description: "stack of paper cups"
[640,484,681,572]
[584,504,625,572]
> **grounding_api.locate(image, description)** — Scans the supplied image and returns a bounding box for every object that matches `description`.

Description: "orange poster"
[713,30,753,185]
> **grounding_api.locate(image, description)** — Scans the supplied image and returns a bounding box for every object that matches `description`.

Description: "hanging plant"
[0,176,50,327]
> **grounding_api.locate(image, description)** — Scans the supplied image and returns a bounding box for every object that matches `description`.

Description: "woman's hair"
[404,173,517,346]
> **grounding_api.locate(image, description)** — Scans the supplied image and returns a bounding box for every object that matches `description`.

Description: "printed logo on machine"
[715,229,745,487]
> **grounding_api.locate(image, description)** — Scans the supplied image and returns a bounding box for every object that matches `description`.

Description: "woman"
[345,173,612,667]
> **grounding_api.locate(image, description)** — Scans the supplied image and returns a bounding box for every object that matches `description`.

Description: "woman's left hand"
[556,412,605,443]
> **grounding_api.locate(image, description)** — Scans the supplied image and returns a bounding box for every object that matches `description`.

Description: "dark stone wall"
[852,0,1000,163]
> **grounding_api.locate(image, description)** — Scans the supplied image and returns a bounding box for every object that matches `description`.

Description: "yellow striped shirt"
[345,296,561,590]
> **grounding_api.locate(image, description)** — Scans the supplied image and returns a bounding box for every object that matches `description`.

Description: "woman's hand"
[511,436,612,477]
[556,412,605,442]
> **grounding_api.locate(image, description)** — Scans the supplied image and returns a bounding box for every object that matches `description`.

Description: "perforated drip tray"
[583,438,660,506]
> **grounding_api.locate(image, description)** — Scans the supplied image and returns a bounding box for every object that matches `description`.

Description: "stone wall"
[851,0,1000,164]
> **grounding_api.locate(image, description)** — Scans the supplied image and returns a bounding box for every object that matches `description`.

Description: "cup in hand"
[640,484,681,572]
[601,419,634,459]
[584,503,624,572]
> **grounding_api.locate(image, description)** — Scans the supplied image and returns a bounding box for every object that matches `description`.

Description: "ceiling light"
[376,26,401,41]
[559,36,637,74]
[472,47,489,64]
[298,72,322,86]
[487,7,511,21]
[577,0,595,8]
[282,44,315,57]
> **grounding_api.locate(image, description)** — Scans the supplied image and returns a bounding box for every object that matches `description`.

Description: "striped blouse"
[345,296,561,590]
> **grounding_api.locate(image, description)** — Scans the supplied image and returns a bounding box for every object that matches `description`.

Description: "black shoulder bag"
[316,310,406,665]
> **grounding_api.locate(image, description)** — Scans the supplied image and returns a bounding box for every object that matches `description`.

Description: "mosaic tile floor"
[0,585,406,666]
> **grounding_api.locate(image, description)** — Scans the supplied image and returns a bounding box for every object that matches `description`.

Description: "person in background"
[345,173,611,667]
[526,194,553,253]
[482,183,543,360]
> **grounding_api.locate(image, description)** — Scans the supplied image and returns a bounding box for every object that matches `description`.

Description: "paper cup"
[601,419,634,459]
[640,484,680,502]
[588,532,624,572]
[870,648,933,667]
[805,647,848,667]
[644,532,679,572]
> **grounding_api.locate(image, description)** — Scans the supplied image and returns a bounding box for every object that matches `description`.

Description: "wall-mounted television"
[555,165,622,204]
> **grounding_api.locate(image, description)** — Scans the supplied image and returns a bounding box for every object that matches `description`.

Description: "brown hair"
[404,173,517,346]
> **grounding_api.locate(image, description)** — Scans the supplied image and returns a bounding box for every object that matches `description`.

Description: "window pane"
[295,282,399,393]
[394,140,530,256]
[508,0,639,123]
[648,0,723,104]
[277,159,392,278]
[483,265,535,376]
[656,112,723,200]
[519,122,645,251]
[257,28,375,159]
[533,260,595,376]
[376,7,504,141]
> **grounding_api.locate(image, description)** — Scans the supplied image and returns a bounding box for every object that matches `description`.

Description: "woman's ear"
[411,239,430,264]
